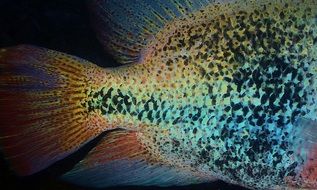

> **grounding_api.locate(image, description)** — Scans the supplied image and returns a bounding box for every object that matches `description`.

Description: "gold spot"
[242,129,249,137]
[301,48,308,56]
[162,129,170,136]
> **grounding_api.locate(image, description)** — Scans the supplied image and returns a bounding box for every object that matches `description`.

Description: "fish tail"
[0,45,109,175]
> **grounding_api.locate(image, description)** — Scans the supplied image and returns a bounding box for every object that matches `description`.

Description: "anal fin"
[62,130,210,188]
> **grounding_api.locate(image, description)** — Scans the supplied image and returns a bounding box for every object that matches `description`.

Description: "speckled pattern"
[1,0,317,189]
[84,0,317,189]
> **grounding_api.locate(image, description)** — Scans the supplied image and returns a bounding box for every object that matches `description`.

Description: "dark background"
[0,0,249,189]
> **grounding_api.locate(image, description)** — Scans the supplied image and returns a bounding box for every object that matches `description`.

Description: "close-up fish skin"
[1,0,317,190]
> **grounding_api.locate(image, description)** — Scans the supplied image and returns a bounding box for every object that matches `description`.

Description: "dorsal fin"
[89,0,216,64]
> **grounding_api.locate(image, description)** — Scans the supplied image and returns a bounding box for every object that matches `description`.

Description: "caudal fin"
[0,45,108,175]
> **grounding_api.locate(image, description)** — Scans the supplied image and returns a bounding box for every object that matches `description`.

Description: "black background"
[0,0,249,189]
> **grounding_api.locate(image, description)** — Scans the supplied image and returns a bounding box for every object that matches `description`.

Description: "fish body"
[1,0,317,189]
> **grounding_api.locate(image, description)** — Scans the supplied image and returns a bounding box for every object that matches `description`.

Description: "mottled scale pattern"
[85,0,317,189]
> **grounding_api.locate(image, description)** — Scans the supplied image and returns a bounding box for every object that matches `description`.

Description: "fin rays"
[0,45,109,175]
[90,0,212,64]
[63,130,213,187]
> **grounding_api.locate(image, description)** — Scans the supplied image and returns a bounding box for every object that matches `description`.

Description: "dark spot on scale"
[193,128,197,134]
[224,77,232,82]
[225,106,231,112]
[256,116,265,126]
[200,149,210,162]
[232,103,242,111]
[236,115,243,123]
[172,139,180,147]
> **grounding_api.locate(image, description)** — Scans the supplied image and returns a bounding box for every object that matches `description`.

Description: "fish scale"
[1,0,317,189]
[81,0,317,188]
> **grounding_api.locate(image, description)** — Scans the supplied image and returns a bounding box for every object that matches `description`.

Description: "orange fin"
[0,45,108,176]
[63,130,213,187]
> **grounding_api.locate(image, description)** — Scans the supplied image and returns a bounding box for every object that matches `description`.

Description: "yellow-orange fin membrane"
[0,45,106,176]
[63,130,210,187]
[89,0,215,64]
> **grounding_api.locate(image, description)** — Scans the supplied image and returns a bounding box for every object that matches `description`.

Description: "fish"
[0,0,317,189]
